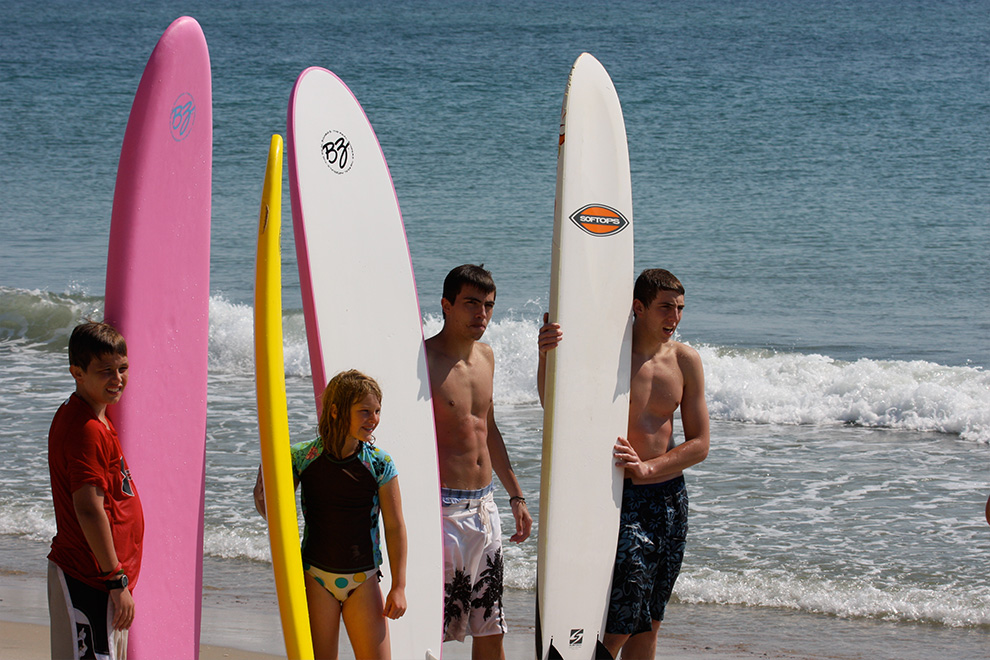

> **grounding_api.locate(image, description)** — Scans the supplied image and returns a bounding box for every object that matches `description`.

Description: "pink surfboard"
[103,16,211,659]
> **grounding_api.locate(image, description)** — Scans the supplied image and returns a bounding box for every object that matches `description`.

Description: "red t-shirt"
[48,393,144,591]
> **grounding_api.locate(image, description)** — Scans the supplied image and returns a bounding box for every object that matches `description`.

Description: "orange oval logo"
[569,204,629,236]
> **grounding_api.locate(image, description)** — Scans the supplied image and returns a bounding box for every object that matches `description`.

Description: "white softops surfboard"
[103,16,211,660]
[287,67,443,660]
[536,52,634,660]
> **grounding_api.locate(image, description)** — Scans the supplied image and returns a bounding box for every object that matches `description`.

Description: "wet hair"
[317,370,383,460]
[633,268,685,308]
[441,264,496,305]
[68,321,127,370]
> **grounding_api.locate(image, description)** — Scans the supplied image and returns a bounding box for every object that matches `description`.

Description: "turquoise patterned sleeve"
[365,444,398,487]
[289,437,322,480]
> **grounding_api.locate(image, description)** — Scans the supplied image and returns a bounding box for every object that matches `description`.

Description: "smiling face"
[71,353,129,416]
[346,392,381,444]
[634,290,685,343]
[441,284,496,340]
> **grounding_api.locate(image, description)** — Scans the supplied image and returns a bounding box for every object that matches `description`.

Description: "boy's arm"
[487,405,532,542]
[614,347,710,482]
[379,477,407,619]
[72,485,121,575]
[72,484,136,630]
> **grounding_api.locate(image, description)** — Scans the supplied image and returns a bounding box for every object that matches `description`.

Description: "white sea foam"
[699,344,990,442]
[677,567,990,628]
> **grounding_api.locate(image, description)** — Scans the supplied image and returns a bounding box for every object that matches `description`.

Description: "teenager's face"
[443,285,496,339]
[635,290,685,342]
[71,353,129,410]
[347,392,381,442]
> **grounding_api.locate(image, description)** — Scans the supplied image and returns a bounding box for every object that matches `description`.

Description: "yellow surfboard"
[253,134,314,660]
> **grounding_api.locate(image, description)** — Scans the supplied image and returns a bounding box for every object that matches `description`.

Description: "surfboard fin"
[544,637,611,659]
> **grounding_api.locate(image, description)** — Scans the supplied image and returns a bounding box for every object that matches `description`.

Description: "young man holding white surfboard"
[425,264,533,660]
[538,268,710,660]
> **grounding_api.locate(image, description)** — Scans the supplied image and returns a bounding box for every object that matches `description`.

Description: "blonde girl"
[255,370,407,659]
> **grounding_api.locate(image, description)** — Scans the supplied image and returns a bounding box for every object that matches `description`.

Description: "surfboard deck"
[536,52,634,660]
[254,134,314,660]
[103,16,211,660]
[288,66,443,660]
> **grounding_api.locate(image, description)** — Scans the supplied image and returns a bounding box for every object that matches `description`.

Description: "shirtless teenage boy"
[538,268,710,660]
[426,264,532,660]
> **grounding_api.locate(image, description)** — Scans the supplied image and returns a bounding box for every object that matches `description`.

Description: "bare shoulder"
[424,334,451,365]
[673,341,705,382]
[473,341,495,365]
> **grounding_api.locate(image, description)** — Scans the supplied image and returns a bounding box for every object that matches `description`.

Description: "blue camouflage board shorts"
[605,476,689,636]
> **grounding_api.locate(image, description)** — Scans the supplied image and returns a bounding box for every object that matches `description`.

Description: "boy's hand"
[110,585,136,630]
[614,436,649,481]
[509,498,532,543]
[538,313,562,355]
[383,587,407,619]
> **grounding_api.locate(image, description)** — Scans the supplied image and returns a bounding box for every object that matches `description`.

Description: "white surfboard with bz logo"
[536,52,634,660]
[288,67,443,660]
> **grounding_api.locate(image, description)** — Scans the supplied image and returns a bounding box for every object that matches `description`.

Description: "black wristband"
[106,573,129,591]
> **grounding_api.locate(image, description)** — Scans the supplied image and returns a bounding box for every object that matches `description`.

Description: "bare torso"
[426,336,495,490]
[626,341,692,483]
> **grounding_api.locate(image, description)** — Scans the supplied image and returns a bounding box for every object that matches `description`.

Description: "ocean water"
[1,0,988,654]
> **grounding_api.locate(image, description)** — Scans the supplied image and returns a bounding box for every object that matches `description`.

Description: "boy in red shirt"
[48,321,144,660]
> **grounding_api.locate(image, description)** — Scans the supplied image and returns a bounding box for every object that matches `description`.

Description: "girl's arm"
[253,466,301,519]
[379,477,407,619]
[253,467,266,518]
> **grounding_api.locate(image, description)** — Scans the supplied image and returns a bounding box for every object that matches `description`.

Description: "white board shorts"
[48,561,128,660]
[441,484,508,642]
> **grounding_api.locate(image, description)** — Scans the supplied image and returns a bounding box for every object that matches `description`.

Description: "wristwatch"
[106,573,129,591]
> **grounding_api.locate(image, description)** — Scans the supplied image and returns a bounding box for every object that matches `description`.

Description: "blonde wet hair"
[318,369,383,460]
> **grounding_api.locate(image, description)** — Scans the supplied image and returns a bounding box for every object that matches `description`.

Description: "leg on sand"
[471,632,505,660]
[603,619,661,660]
[305,571,342,660]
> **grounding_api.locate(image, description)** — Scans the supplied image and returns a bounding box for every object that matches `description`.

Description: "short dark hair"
[633,269,685,307]
[442,264,496,304]
[68,321,127,369]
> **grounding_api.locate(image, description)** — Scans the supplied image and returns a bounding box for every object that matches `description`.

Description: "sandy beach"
[0,565,811,660]
[4,552,986,660]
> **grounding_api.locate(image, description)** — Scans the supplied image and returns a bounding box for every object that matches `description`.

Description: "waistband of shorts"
[441,482,494,505]
[623,474,685,494]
